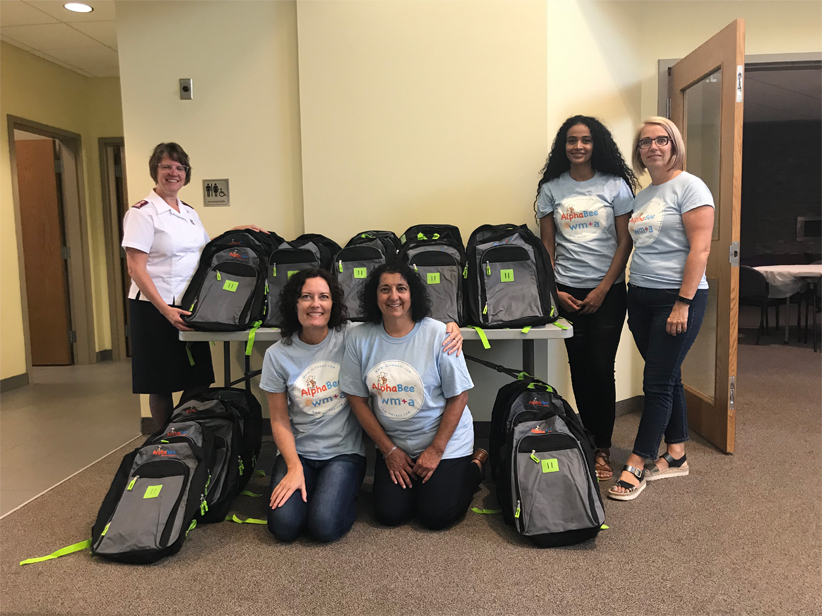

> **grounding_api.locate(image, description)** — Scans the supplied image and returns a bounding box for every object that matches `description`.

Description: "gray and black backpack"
[398,225,466,325]
[487,371,604,547]
[91,422,215,563]
[465,224,559,328]
[181,229,281,331]
[334,231,398,320]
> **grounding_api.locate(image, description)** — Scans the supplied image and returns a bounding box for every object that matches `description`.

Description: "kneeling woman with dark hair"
[340,263,487,530]
[260,269,366,543]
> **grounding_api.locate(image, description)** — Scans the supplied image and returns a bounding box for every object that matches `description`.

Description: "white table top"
[180,319,574,342]
[754,264,822,299]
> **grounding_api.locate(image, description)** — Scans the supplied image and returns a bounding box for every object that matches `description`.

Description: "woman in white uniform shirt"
[609,117,714,501]
[122,142,264,428]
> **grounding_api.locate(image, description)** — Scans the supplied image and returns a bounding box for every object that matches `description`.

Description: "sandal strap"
[613,479,639,492]
[661,452,687,467]
[623,465,644,480]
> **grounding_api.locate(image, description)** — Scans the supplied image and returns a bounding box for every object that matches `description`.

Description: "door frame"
[99,137,128,361]
[7,116,96,369]
[658,52,822,118]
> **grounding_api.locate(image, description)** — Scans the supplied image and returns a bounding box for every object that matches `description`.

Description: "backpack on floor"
[465,224,559,328]
[181,229,280,331]
[90,423,215,563]
[345,230,401,262]
[398,226,466,325]
[400,224,463,247]
[489,374,604,547]
[172,387,263,522]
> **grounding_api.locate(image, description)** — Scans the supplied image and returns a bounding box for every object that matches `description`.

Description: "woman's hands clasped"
[270,465,307,509]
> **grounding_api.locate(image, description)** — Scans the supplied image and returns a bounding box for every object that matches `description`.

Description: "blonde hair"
[631,116,685,174]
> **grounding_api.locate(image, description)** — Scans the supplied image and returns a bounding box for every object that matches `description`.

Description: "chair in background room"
[739,266,781,345]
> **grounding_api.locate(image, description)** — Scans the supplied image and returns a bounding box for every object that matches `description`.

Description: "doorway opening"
[8,116,96,371]
[100,138,131,360]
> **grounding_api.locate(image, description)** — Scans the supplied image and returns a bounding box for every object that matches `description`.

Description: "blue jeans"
[627,285,708,460]
[267,453,366,543]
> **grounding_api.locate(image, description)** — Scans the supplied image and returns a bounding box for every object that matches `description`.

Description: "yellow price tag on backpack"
[541,459,558,473]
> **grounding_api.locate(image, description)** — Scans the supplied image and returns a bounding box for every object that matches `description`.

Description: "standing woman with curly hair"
[535,115,639,481]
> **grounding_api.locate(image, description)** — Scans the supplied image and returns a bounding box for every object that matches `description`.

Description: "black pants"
[372,454,482,530]
[556,282,627,449]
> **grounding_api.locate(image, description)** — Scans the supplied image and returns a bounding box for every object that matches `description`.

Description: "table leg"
[223,341,231,387]
[784,297,790,344]
[522,339,535,377]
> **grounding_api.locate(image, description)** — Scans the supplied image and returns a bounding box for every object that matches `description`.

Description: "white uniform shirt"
[121,190,210,305]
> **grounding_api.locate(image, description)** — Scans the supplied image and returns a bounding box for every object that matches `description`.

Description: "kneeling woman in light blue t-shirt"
[341,262,487,530]
[260,269,367,543]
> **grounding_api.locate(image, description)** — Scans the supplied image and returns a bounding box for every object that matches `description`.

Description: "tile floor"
[0,361,141,516]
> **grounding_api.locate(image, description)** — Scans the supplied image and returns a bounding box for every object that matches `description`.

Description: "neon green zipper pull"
[238,456,245,476]
[101,522,110,537]
[127,476,138,491]
[338,261,343,273]
[530,450,540,464]
[515,500,521,519]
[486,262,491,275]
[463,265,468,279]
[216,271,221,281]
[272,265,277,277]
[483,304,488,315]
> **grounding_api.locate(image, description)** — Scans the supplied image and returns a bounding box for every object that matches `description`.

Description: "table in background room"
[754,264,822,351]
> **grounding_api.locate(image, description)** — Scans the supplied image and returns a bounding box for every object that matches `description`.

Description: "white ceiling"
[0,0,118,77]
[745,68,822,122]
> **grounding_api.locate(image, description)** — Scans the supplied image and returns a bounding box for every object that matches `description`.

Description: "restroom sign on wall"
[203,179,230,207]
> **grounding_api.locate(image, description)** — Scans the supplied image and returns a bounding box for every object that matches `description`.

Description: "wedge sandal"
[607,465,646,501]
[645,452,689,482]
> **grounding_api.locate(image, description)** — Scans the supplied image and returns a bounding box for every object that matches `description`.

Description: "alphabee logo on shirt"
[556,195,607,242]
[366,361,425,421]
[293,361,347,417]
[629,197,665,247]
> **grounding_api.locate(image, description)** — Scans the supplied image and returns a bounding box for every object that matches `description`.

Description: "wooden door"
[670,20,745,453]
[16,139,73,365]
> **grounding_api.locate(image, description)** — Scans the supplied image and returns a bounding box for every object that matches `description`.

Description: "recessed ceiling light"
[64,3,93,13]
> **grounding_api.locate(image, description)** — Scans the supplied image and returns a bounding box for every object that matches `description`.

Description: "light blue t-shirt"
[628,171,715,290]
[536,172,634,288]
[260,326,365,460]
[340,318,474,460]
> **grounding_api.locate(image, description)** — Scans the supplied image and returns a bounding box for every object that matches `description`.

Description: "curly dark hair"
[358,262,431,325]
[149,142,192,186]
[534,115,639,217]
[278,269,348,344]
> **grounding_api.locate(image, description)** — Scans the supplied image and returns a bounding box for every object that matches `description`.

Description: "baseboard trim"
[96,349,113,363]
[0,372,29,393]
[616,395,644,417]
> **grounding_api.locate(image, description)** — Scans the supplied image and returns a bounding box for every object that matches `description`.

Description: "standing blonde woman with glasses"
[609,117,715,501]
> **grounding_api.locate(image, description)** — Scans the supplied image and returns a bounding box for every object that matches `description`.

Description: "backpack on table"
[400,224,463,247]
[181,229,280,331]
[489,374,604,547]
[292,233,341,270]
[465,224,559,328]
[334,234,393,321]
[345,230,401,262]
[90,422,215,563]
[398,225,467,325]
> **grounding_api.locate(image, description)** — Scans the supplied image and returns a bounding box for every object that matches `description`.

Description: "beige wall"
[0,41,123,380]
[115,0,303,416]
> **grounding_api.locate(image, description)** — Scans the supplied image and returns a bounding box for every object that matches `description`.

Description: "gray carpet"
[1,342,820,616]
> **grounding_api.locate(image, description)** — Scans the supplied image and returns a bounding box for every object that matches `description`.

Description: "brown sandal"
[594,448,613,481]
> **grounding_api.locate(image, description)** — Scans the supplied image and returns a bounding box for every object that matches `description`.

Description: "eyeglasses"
[637,136,670,149]
[158,164,189,173]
